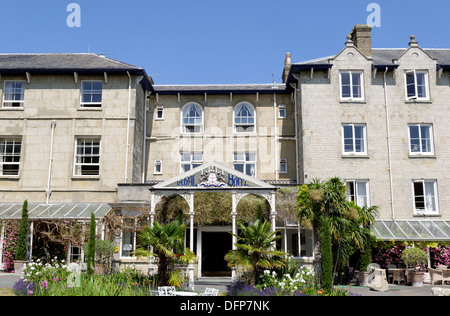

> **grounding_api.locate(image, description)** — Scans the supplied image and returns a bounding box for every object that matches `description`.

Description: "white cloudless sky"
[0,0,449,84]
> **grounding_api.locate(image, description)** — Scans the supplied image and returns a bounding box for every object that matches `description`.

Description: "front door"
[201,232,232,277]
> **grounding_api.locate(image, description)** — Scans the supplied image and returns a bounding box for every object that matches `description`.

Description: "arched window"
[181,103,203,133]
[234,102,255,133]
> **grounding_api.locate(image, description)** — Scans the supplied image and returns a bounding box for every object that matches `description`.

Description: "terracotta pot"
[409,271,425,287]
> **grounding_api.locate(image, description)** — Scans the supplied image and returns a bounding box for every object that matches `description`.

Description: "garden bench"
[158,286,176,296]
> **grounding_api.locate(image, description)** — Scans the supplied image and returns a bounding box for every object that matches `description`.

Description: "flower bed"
[13,259,158,296]
[227,266,359,297]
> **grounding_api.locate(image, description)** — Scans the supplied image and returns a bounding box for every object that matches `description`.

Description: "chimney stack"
[282,52,292,83]
[350,24,372,57]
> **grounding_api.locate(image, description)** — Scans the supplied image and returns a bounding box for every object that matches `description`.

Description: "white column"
[187,192,195,291]
[28,221,34,261]
[231,192,238,280]
[270,192,277,233]
[150,193,156,227]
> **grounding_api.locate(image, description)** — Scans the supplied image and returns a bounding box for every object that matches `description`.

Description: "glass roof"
[0,203,111,220]
[372,220,450,241]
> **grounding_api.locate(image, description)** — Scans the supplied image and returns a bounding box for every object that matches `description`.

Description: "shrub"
[15,201,29,261]
[401,247,428,270]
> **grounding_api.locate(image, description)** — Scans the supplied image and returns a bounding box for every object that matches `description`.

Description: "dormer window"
[405,70,429,101]
[340,71,364,101]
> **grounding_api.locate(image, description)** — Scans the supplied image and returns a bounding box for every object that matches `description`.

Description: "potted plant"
[358,246,373,286]
[401,247,428,287]
[94,239,115,274]
[14,201,30,274]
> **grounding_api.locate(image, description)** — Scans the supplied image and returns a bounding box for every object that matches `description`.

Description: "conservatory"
[0,203,112,270]
[372,220,450,241]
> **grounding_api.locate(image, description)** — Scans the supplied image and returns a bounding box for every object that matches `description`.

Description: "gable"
[153,162,276,190]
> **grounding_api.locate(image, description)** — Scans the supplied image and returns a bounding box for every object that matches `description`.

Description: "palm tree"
[297,177,379,284]
[225,206,286,286]
[136,220,194,287]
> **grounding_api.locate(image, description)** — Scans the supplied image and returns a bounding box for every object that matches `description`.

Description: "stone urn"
[13,260,30,274]
[358,271,371,286]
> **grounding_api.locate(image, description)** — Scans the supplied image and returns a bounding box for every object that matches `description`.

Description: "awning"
[0,203,112,221]
[372,220,450,241]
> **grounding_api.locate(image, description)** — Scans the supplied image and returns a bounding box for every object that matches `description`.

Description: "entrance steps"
[193,277,232,293]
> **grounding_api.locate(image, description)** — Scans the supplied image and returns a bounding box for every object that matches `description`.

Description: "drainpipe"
[142,91,150,183]
[45,120,57,204]
[273,93,278,181]
[383,67,395,220]
[124,72,132,183]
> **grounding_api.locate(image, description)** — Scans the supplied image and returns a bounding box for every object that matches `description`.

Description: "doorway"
[201,232,232,277]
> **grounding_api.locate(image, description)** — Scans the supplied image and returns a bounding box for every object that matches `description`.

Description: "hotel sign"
[175,166,249,188]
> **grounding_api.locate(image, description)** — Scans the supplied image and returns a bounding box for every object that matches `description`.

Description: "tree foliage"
[226,205,286,285]
[15,200,29,261]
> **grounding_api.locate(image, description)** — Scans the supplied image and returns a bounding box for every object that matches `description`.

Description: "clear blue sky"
[0,0,449,85]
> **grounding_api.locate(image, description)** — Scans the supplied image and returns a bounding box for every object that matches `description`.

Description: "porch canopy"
[0,203,112,221]
[149,162,278,281]
[372,220,450,241]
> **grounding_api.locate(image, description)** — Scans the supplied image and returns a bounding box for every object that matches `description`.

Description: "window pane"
[341,73,351,98]
[416,73,427,98]
[246,164,256,177]
[424,181,436,212]
[414,182,425,210]
[234,163,244,173]
[354,126,365,152]
[346,181,355,202]
[356,181,368,207]
[406,73,416,98]
[234,153,244,161]
[420,126,431,152]
[343,125,354,152]
[352,73,362,98]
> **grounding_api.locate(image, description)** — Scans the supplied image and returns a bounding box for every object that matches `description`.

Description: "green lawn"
[0,289,14,296]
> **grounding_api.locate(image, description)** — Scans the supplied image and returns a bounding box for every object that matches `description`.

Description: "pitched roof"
[0,53,154,90]
[154,83,288,94]
[292,48,450,68]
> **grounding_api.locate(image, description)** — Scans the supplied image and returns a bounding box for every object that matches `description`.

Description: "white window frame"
[345,180,370,208]
[339,71,364,101]
[155,105,164,120]
[408,124,434,155]
[181,102,203,134]
[2,80,25,108]
[279,158,288,173]
[233,152,257,177]
[342,124,367,155]
[154,159,163,174]
[0,137,22,176]
[73,137,101,177]
[278,104,286,119]
[412,180,439,215]
[80,80,103,108]
[233,102,256,133]
[180,152,203,174]
[405,70,429,101]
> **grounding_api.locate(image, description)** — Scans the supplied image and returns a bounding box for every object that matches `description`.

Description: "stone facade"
[287,26,450,222]
[0,60,149,204]
[145,87,297,185]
